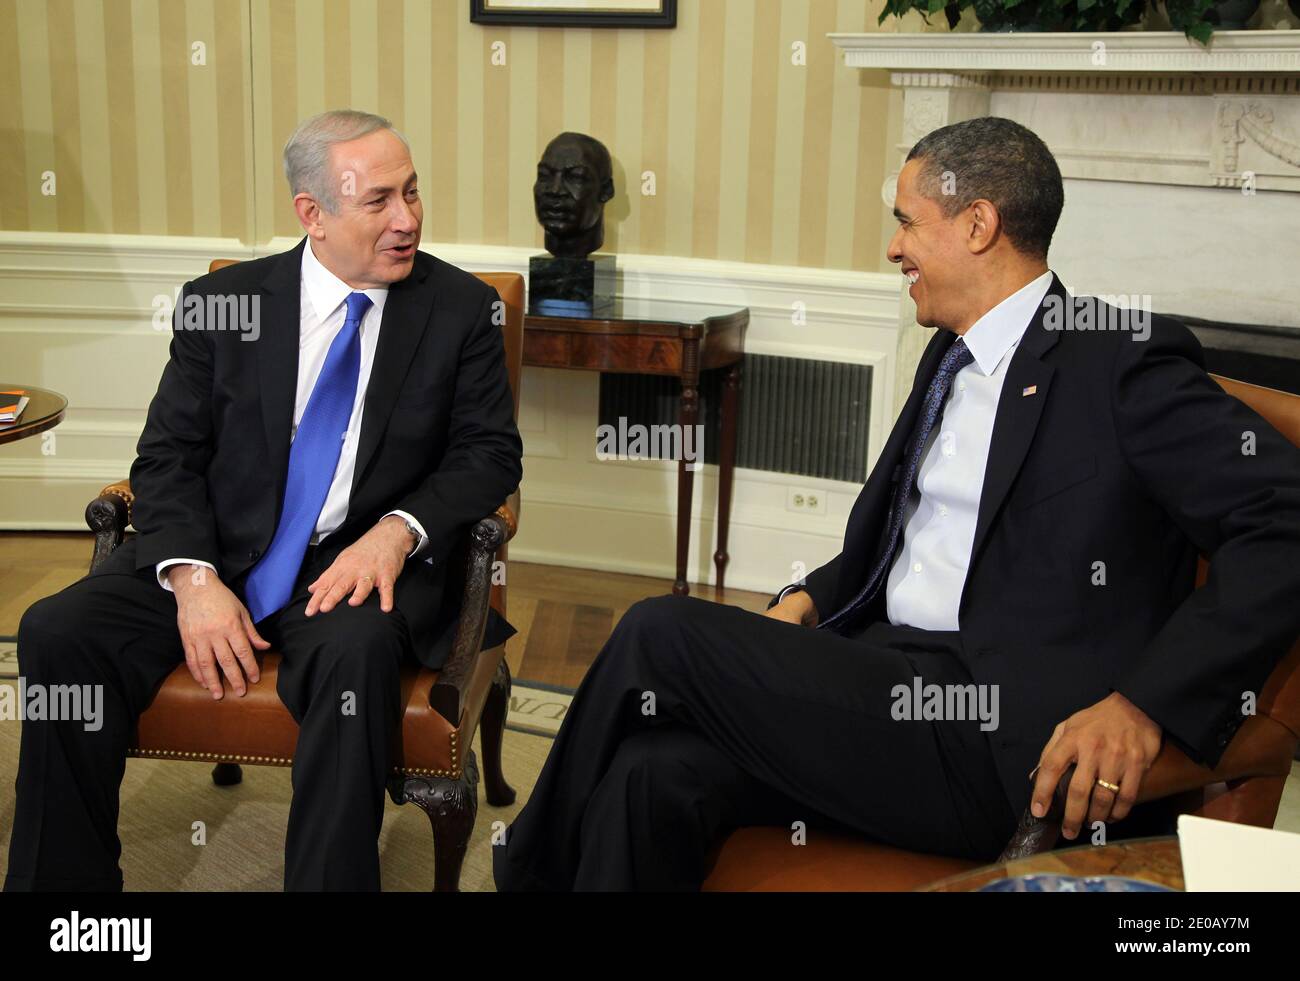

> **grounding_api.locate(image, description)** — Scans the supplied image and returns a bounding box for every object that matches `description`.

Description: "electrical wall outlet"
[786,487,827,515]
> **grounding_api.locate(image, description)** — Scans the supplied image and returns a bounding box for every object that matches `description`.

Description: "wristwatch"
[397,517,421,558]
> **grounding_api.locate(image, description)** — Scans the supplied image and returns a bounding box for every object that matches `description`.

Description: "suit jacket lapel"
[256,240,305,504]
[967,273,1066,569]
[837,328,954,594]
[350,260,435,496]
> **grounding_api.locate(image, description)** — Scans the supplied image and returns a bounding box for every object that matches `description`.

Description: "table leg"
[714,359,741,597]
[674,379,699,596]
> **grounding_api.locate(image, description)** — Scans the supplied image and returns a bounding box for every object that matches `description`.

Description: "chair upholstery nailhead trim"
[126,726,468,780]
[99,483,135,524]
[129,747,294,766]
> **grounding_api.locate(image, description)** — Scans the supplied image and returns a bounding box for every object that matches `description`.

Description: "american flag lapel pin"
[1022,384,1038,397]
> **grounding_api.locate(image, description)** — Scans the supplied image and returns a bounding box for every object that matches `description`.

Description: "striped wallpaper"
[1,0,923,272]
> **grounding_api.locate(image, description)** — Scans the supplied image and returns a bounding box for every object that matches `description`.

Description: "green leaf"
[1189,21,1214,45]
[928,0,946,13]
[1077,0,1096,10]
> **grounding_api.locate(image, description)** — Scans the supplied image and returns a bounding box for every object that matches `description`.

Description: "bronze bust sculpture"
[534,132,615,259]
[529,132,616,316]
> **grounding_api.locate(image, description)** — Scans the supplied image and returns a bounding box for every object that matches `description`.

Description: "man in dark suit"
[494,116,1300,891]
[5,110,522,891]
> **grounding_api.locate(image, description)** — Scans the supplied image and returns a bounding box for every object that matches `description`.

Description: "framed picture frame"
[469,0,677,29]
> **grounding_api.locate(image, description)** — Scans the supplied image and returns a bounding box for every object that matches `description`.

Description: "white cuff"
[383,510,429,558]
[156,559,218,591]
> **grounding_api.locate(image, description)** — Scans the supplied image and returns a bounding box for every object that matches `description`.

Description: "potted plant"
[876,0,1248,44]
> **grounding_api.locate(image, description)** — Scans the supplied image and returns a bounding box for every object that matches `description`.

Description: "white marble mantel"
[828,31,1300,412]
[829,29,1300,73]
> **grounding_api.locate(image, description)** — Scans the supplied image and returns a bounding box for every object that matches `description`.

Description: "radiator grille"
[597,354,872,483]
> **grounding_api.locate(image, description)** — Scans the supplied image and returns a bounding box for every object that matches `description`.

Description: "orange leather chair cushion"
[131,656,462,778]
[702,827,981,892]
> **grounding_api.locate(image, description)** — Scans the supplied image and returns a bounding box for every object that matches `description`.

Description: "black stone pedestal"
[529,254,616,317]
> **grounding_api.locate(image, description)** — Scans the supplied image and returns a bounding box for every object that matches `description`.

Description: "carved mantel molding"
[831,31,1300,194]
[830,30,1300,73]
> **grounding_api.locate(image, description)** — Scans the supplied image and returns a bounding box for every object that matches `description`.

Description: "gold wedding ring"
[1095,778,1120,793]
[360,575,374,584]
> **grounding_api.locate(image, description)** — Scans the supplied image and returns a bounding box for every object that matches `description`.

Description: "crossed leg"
[494,594,1016,891]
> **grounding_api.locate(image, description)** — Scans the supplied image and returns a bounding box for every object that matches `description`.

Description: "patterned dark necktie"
[817,336,975,634]
[244,291,372,623]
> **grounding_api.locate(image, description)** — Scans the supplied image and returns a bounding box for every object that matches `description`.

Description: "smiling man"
[6,110,523,892]
[494,116,1300,891]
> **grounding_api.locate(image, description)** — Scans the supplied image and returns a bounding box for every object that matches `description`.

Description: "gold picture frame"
[470,0,677,28]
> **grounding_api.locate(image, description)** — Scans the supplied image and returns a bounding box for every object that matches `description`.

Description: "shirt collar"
[301,239,389,323]
[959,270,1054,376]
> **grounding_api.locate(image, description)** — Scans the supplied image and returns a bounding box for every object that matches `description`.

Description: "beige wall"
[1,0,256,240]
[1,0,915,272]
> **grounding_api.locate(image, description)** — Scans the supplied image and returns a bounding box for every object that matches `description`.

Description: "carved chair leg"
[212,762,243,786]
[481,659,516,807]
[390,751,480,892]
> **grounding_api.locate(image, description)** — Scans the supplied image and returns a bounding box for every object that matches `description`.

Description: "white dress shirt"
[884,271,1053,630]
[157,241,428,590]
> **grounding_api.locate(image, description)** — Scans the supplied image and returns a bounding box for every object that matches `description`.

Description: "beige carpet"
[6,678,1300,890]
[0,681,554,892]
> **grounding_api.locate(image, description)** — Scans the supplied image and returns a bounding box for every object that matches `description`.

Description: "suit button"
[249,549,261,560]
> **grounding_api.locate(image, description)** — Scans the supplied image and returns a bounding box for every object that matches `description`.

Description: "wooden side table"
[523,300,749,596]
[0,384,67,446]
[924,835,1184,891]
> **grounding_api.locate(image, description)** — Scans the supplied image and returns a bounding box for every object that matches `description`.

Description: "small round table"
[924,835,1184,891]
[0,384,68,446]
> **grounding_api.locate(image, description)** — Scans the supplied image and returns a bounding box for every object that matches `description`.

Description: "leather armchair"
[83,263,527,892]
[704,374,1300,891]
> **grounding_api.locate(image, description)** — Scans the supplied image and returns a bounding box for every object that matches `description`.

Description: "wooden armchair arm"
[428,497,520,726]
[999,721,1300,863]
[998,765,1076,862]
[998,745,1265,863]
[999,638,1300,861]
[87,478,133,573]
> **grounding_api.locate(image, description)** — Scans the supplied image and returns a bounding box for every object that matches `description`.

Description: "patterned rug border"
[512,677,575,697]
[0,636,15,681]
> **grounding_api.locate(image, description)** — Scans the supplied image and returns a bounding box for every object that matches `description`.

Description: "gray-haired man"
[6,111,522,891]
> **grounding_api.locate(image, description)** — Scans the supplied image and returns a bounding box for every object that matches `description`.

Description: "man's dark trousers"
[4,547,410,892]
[493,594,1018,891]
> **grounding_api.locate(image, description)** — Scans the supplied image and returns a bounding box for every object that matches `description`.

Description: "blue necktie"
[244,291,373,623]
[817,337,975,634]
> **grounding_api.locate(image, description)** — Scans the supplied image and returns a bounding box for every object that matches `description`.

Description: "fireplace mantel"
[829,30,1300,412]
[829,29,1300,73]
[830,30,1300,194]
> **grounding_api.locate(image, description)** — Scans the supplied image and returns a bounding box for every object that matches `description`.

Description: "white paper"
[1178,814,1300,892]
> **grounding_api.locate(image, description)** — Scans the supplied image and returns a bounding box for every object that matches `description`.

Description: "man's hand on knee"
[305,515,415,617]
[763,589,819,627]
[170,565,269,700]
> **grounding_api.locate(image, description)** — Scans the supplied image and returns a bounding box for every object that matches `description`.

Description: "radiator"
[597,354,872,483]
